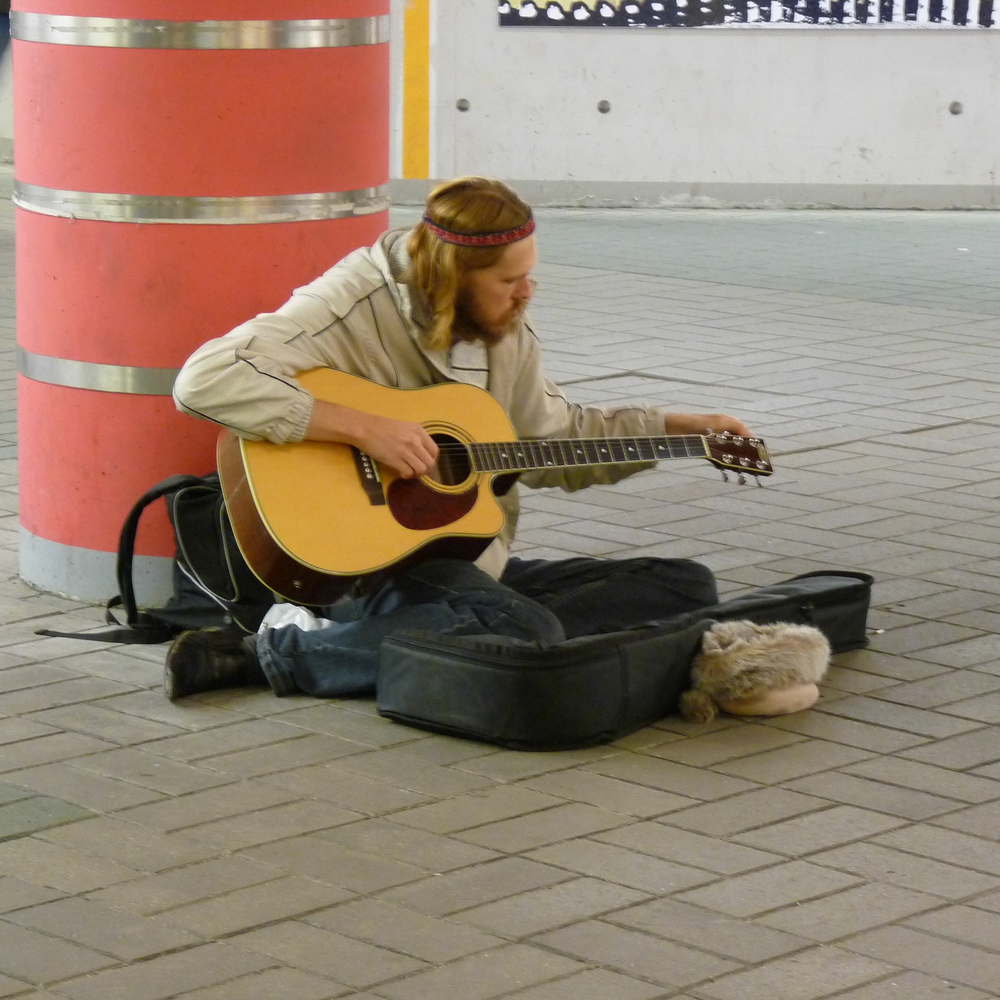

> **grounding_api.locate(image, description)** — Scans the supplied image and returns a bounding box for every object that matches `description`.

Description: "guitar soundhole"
[427,434,471,487]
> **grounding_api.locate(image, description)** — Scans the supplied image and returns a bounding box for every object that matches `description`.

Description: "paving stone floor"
[1,182,1000,997]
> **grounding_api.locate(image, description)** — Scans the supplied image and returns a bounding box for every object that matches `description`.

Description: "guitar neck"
[467,435,709,474]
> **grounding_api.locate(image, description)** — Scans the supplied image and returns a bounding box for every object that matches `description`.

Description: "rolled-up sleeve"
[172,313,328,443]
[173,250,385,443]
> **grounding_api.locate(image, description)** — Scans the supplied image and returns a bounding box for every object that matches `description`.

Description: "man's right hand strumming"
[306,398,439,479]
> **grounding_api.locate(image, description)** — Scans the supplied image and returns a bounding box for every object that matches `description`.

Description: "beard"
[453,290,527,346]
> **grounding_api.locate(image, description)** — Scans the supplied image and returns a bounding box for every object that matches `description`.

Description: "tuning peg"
[720,470,729,483]
[754,475,763,488]
[737,473,747,486]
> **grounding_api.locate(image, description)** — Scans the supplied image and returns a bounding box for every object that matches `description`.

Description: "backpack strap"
[114,474,208,627]
[36,607,179,643]
[36,473,209,644]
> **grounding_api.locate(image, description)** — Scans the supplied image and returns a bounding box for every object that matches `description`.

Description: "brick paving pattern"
[1,177,999,996]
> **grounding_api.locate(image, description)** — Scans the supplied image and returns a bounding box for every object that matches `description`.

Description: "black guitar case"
[376,571,873,751]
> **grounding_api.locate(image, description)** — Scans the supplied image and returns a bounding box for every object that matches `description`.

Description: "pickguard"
[387,478,479,530]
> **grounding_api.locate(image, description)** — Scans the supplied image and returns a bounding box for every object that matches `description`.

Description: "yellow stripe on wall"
[403,0,431,179]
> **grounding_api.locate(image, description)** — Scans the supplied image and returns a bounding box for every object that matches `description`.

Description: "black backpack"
[39,473,275,644]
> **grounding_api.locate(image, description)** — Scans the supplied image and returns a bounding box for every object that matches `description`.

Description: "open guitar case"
[376,570,873,750]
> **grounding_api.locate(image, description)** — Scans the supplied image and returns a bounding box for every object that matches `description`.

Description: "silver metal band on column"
[12,182,391,224]
[17,346,179,395]
[11,13,390,50]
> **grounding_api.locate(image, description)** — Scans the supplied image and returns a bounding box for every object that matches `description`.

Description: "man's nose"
[517,277,536,299]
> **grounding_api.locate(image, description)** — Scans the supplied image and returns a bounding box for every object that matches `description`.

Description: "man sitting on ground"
[165,176,752,702]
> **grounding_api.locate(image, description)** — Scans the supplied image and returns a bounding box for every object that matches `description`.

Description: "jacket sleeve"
[507,324,668,491]
[173,264,381,443]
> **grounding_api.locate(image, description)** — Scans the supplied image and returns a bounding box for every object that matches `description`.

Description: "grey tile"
[758,882,941,942]
[50,942,273,1000]
[157,876,353,937]
[900,728,1000,770]
[609,896,808,961]
[810,842,1000,898]
[534,920,737,989]
[731,805,907,856]
[305,898,504,963]
[841,925,1000,993]
[390,784,563,833]
[0,837,142,893]
[841,756,1000,803]
[85,856,283,915]
[711,739,875,783]
[228,920,426,988]
[781,771,969,821]
[371,944,583,1000]
[595,821,783,875]
[830,970,992,1000]
[675,860,864,917]
[581,754,757,799]
[379,857,572,915]
[244,834,426,893]
[930,799,1000,841]
[816,697,983,739]
[499,969,668,1000]
[904,903,1000,951]
[453,803,633,853]
[0,795,93,842]
[7,896,200,961]
[662,787,829,837]
[315,817,499,871]
[692,946,896,1000]
[454,876,648,937]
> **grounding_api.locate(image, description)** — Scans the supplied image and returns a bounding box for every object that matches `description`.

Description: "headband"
[421,215,535,247]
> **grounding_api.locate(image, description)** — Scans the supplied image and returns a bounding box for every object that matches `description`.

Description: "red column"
[14,1,389,601]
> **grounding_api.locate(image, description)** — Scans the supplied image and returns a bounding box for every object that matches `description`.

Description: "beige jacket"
[174,228,667,577]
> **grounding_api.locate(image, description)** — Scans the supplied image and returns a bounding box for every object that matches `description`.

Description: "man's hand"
[352,413,440,479]
[306,399,439,478]
[665,413,753,438]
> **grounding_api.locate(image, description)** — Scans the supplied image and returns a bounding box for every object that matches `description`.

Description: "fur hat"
[679,619,831,723]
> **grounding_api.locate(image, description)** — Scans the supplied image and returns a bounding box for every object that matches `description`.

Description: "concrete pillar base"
[19,526,174,607]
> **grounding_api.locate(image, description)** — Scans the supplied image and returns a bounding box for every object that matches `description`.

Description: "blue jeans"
[256,555,717,697]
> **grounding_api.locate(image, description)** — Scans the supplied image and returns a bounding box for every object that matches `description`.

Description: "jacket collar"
[370,227,454,382]
[370,228,434,331]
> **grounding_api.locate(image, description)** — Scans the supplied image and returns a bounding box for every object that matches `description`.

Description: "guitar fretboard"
[467,436,709,473]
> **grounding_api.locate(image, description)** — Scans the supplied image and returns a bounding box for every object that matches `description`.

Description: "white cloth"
[259,603,335,633]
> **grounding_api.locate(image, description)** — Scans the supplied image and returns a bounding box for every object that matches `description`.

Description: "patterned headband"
[421,215,535,247]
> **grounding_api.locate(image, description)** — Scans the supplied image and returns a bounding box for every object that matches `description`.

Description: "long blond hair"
[406,177,532,352]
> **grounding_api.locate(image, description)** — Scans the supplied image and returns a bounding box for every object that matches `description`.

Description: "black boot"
[164,629,267,701]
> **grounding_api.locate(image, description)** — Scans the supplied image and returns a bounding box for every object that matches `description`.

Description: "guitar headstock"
[705,432,773,485]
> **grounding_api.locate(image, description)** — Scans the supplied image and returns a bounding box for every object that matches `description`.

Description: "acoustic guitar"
[218,368,773,604]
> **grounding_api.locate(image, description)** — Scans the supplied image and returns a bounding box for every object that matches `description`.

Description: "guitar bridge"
[352,448,386,506]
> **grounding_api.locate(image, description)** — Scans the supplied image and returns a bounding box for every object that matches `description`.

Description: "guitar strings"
[432,434,710,454]
[426,436,771,474]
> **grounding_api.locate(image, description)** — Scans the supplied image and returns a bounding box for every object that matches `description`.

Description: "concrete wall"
[391,1,1000,207]
[1,13,995,205]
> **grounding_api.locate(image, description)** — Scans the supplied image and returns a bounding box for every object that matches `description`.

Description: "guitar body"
[218,369,517,605]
